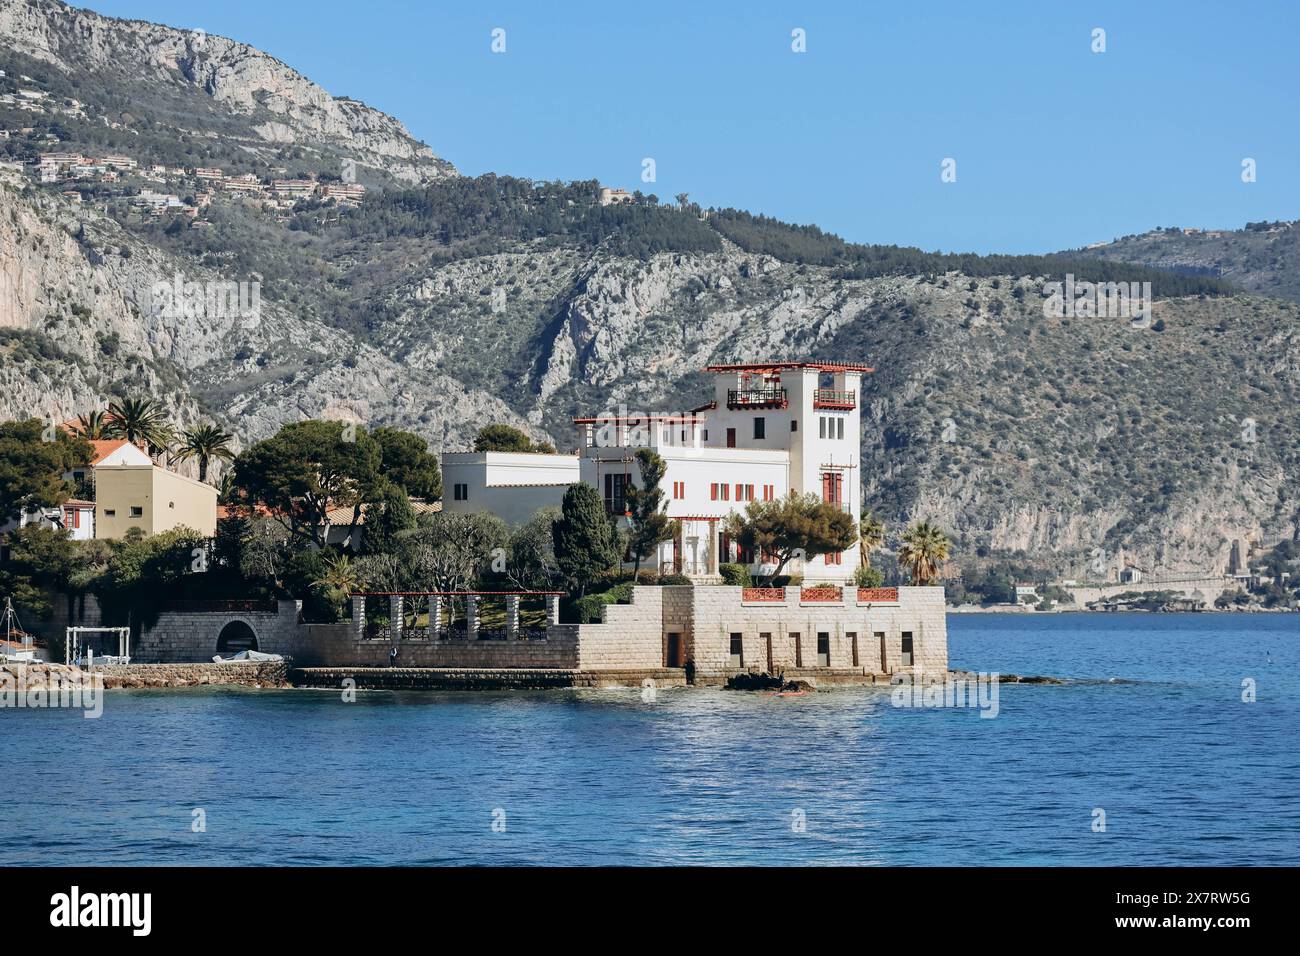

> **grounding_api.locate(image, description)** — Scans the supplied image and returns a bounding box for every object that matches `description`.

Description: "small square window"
[104,509,116,517]
[130,506,143,518]
[791,420,798,432]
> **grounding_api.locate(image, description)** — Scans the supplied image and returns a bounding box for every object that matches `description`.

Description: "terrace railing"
[800,585,843,602]
[727,387,788,410]
[857,587,899,603]
[742,587,786,603]
[813,388,856,409]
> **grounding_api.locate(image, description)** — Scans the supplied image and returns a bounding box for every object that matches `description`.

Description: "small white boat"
[212,649,284,663]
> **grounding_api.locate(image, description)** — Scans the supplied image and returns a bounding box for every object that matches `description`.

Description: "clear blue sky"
[82,0,1299,253]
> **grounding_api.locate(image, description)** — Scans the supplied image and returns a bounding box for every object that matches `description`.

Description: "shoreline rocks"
[1,661,289,689]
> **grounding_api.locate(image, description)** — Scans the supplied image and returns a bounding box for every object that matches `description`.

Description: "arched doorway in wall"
[216,620,259,655]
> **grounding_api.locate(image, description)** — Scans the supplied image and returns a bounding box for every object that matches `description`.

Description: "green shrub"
[573,593,612,623]
[303,585,348,623]
[606,582,636,604]
[659,573,692,586]
[718,563,753,587]
[853,565,884,588]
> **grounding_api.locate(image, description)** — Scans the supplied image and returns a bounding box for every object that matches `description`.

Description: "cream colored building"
[94,463,218,538]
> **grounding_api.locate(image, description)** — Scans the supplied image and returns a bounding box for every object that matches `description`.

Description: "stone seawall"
[2,661,289,689]
[132,601,303,663]
[99,661,290,688]
[297,623,581,668]
[290,667,687,690]
[672,584,949,680]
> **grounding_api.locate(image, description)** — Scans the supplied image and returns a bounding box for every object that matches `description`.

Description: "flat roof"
[572,415,707,425]
[705,361,874,373]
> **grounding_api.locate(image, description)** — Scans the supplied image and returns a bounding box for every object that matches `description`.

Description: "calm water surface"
[4,613,1298,865]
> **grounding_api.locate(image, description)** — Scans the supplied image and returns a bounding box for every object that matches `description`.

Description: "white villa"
[101,360,950,684]
[442,361,870,583]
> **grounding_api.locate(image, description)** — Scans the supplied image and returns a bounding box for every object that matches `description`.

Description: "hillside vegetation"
[1,0,1296,580]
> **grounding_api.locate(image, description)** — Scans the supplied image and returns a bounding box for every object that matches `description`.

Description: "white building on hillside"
[444,361,870,583]
[577,362,868,582]
[0,499,94,542]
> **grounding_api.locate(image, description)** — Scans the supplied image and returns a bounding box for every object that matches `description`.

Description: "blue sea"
[3,613,1298,865]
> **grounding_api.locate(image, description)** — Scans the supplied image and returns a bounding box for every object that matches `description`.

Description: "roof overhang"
[705,361,874,374]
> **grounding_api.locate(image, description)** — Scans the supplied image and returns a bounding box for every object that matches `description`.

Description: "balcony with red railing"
[727,388,788,410]
[856,587,899,604]
[741,587,786,603]
[813,388,856,409]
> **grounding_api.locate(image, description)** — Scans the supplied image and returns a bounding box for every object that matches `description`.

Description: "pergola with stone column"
[349,591,564,644]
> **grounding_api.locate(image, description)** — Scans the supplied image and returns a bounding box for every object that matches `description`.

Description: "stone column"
[546,594,560,626]
[352,596,365,641]
[506,594,521,640]
[430,596,442,639]
[467,595,480,640]
[389,594,403,643]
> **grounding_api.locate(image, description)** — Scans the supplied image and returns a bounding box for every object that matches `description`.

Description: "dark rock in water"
[997,674,1066,685]
[724,671,811,692]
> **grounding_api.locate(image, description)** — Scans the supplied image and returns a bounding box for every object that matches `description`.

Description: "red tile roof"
[87,438,131,465]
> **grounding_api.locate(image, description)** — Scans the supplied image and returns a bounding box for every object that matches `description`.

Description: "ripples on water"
[4,613,1298,865]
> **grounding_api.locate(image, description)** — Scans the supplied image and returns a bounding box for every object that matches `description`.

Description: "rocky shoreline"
[1,661,290,689]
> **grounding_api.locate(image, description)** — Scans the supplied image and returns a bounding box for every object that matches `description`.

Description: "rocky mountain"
[1,0,1297,582]
[1062,220,1300,303]
[0,0,454,184]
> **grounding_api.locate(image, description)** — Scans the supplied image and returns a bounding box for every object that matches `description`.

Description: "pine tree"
[553,483,619,597]
[625,448,673,578]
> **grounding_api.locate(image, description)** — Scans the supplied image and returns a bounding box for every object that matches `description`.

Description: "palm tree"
[175,424,236,482]
[859,510,886,567]
[105,398,172,456]
[73,410,110,440]
[898,520,952,585]
[312,551,363,593]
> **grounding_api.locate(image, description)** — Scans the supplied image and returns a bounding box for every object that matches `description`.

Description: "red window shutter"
[710,483,718,501]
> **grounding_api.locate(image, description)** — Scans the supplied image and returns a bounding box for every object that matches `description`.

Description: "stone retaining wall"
[97,661,289,688]
[290,667,686,690]
[293,623,581,668]
[575,588,665,671]
[289,585,949,679]
[132,601,303,663]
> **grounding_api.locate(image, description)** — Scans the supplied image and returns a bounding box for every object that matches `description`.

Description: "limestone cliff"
[0,0,455,183]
